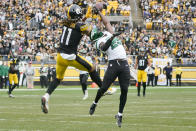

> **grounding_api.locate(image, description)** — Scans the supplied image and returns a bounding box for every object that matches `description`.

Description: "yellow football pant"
[56,53,93,80]
[9,73,18,84]
[137,70,147,82]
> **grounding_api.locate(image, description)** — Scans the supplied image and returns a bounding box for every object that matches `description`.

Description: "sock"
[9,84,17,94]
[46,78,61,95]
[84,90,88,96]
[143,82,146,96]
[82,84,87,95]
[118,112,122,116]
[43,93,50,100]
[93,101,97,105]
[8,84,12,94]
[137,82,141,96]
[89,70,102,88]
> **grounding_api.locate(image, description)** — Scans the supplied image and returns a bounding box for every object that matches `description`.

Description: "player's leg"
[72,55,102,87]
[179,75,181,86]
[142,71,147,97]
[44,76,48,88]
[46,54,68,95]
[115,62,130,127]
[41,54,68,113]
[137,70,142,96]
[80,74,89,100]
[40,76,44,88]
[8,74,18,97]
[89,61,118,115]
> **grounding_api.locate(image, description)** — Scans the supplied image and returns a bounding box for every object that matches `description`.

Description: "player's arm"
[134,57,138,69]
[80,24,92,36]
[97,11,114,34]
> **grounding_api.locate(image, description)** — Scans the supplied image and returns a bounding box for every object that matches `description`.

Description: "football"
[94,2,105,11]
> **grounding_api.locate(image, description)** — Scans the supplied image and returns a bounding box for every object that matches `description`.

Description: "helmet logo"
[76,8,81,14]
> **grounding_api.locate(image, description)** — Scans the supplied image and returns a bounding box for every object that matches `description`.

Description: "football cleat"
[104,87,117,95]
[41,96,49,114]
[115,115,122,128]
[9,94,15,98]
[89,103,97,115]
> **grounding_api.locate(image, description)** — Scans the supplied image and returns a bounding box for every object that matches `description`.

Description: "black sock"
[89,70,102,88]
[9,84,17,94]
[143,82,146,96]
[46,78,61,95]
[8,84,12,94]
[119,87,128,113]
[137,82,141,96]
[82,83,87,94]
[94,88,107,103]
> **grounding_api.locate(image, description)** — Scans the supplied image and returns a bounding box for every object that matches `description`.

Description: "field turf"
[0,86,196,131]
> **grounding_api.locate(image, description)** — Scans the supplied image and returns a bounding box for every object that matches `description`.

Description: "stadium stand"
[0,0,196,85]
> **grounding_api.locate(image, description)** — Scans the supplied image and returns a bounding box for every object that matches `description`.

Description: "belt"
[110,59,126,62]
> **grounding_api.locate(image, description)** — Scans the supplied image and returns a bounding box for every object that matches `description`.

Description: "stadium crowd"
[0,0,195,64]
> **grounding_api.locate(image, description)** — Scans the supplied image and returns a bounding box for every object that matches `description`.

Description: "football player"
[8,58,19,98]
[134,47,151,97]
[88,9,130,127]
[41,4,115,114]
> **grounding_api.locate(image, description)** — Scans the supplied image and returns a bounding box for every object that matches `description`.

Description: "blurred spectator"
[40,64,48,88]
[163,62,173,86]
[175,65,182,86]
[26,62,34,89]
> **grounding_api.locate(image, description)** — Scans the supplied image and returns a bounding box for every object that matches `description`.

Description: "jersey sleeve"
[76,23,91,32]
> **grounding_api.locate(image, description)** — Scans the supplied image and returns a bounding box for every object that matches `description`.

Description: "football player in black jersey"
[8,58,19,98]
[134,48,151,96]
[41,4,114,114]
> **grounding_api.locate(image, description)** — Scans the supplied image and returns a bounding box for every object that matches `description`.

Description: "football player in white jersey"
[89,9,130,128]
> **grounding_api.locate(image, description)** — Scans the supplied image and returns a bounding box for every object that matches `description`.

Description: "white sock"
[85,90,88,95]
[44,93,50,100]
[118,112,122,116]
[93,101,97,105]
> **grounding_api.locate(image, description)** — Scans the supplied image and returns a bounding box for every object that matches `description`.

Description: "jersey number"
[139,60,145,66]
[61,26,72,45]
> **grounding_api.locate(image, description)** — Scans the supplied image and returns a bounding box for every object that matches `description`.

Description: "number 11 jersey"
[58,23,89,54]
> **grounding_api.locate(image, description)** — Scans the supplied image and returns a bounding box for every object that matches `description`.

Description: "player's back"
[58,22,86,54]
[137,55,148,70]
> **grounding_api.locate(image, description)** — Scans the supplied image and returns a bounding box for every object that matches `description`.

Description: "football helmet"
[67,4,83,21]
[140,47,145,56]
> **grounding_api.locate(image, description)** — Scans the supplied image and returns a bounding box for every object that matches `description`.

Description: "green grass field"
[0,87,196,131]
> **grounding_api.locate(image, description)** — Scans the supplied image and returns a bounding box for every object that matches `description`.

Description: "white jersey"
[26,66,34,76]
[95,31,127,60]
[80,56,93,74]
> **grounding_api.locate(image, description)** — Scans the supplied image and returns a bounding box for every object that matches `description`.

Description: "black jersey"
[9,59,19,74]
[58,22,89,54]
[137,55,148,70]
